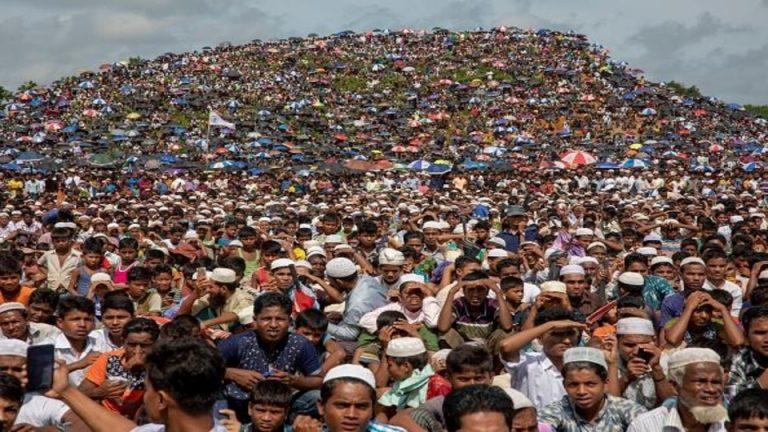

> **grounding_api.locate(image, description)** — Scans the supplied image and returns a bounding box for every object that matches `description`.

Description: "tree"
[745,105,768,119]
[16,81,39,93]
[0,85,12,102]
[666,81,702,99]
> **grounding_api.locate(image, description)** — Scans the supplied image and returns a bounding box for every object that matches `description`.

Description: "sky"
[1,0,767,104]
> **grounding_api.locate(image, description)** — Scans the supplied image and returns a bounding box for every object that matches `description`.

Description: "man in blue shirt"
[324,258,388,352]
[218,293,322,422]
[496,205,538,253]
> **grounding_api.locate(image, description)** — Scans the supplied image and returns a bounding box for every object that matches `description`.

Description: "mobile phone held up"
[27,344,55,392]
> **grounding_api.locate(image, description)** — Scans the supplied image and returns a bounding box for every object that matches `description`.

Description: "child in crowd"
[125,266,162,317]
[376,337,447,421]
[294,309,346,373]
[219,380,294,432]
[113,238,140,288]
[70,238,105,296]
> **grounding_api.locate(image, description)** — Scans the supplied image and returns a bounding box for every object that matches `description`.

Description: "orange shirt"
[84,349,145,418]
[0,286,35,305]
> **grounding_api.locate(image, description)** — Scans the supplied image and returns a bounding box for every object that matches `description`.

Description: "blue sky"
[2,0,767,104]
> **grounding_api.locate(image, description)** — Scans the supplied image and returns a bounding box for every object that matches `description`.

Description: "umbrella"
[596,162,619,169]
[561,150,596,165]
[743,162,758,172]
[628,143,642,150]
[408,160,431,170]
[641,108,657,116]
[709,144,724,152]
[621,159,648,169]
[15,151,44,163]
[88,153,117,167]
[427,163,452,175]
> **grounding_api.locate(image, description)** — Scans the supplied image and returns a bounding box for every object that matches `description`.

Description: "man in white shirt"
[0,302,60,345]
[0,339,88,430]
[498,303,584,410]
[359,274,441,332]
[628,348,727,432]
[54,296,100,386]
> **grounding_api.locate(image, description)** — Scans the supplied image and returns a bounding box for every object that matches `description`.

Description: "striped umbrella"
[561,150,596,165]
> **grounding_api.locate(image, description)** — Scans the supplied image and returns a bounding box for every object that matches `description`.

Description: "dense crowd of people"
[0,26,766,432]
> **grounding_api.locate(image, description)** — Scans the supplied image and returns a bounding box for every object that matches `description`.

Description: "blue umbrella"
[248,167,264,175]
[427,163,452,175]
[596,162,619,169]
[621,159,648,169]
[408,160,431,170]
[15,151,44,163]
[743,162,758,172]
[0,162,20,171]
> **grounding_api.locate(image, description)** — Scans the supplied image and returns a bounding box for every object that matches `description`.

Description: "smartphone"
[212,399,228,426]
[26,344,54,392]
[637,348,654,363]
[196,267,207,280]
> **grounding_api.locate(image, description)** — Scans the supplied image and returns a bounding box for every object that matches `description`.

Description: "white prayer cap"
[643,232,662,243]
[91,272,112,284]
[504,388,534,410]
[226,239,242,247]
[488,237,507,248]
[636,247,658,256]
[324,234,343,244]
[0,339,28,358]
[422,221,442,230]
[680,257,706,268]
[574,228,594,237]
[210,268,237,284]
[270,258,295,271]
[759,269,768,280]
[324,364,376,389]
[650,256,674,268]
[306,246,327,259]
[616,318,655,336]
[378,248,405,266]
[192,270,212,281]
[333,244,353,253]
[560,264,585,276]
[563,347,607,370]
[578,256,599,265]
[127,223,141,230]
[398,274,424,286]
[386,337,426,357]
[325,258,357,278]
[586,241,606,251]
[618,272,644,286]
[487,248,508,258]
[0,302,25,315]
[668,348,720,375]
[730,215,744,224]
[295,260,312,270]
[303,240,321,250]
[540,281,567,294]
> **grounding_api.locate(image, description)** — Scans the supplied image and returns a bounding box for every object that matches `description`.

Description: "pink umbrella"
[561,150,597,165]
[709,144,724,152]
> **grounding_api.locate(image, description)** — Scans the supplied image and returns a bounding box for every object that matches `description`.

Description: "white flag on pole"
[208,111,235,129]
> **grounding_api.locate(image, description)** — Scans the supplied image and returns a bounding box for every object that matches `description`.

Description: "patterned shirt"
[726,347,767,400]
[540,394,647,432]
[452,297,499,341]
[641,275,676,311]
[218,332,321,400]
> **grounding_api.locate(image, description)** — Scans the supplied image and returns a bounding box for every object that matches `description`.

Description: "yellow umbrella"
[126,112,141,120]
[629,143,642,150]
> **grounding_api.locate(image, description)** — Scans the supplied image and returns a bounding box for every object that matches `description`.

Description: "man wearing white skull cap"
[614,318,675,409]
[628,348,727,432]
